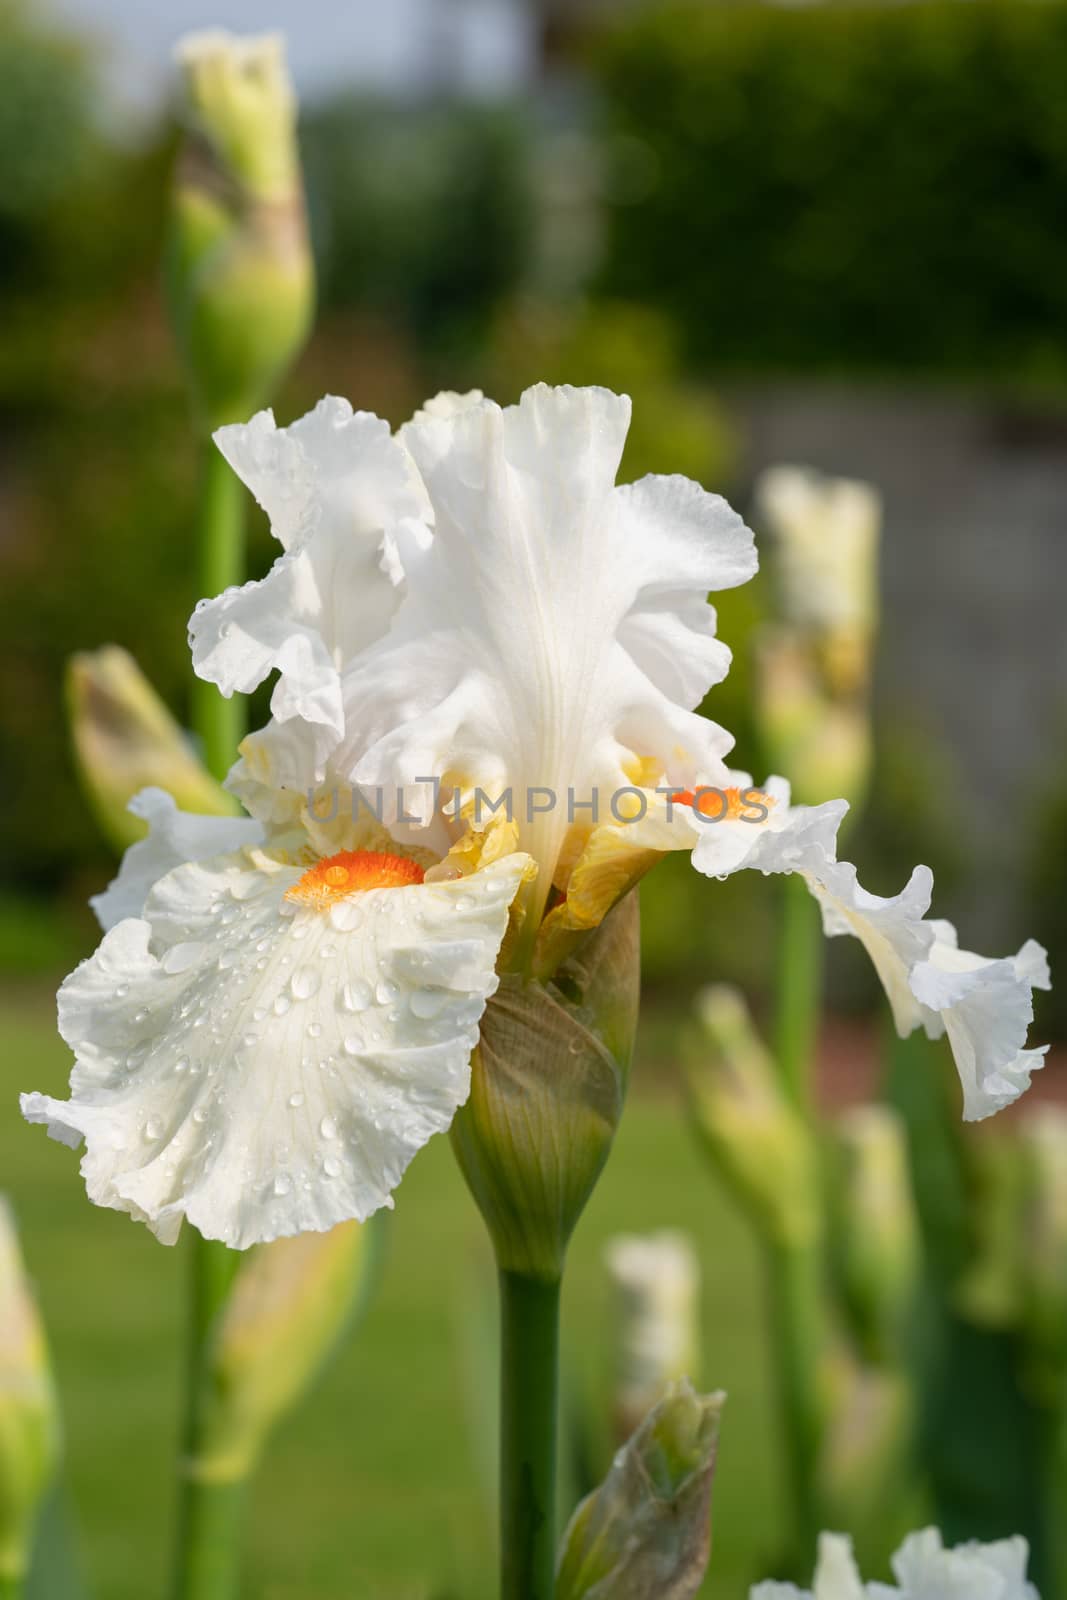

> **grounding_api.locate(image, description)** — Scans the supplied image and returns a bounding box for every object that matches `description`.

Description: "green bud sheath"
[452,893,639,1282]
[556,1380,725,1600]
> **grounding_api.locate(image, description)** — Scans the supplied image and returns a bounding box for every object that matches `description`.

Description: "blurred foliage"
[594,0,1067,380]
[301,96,533,367]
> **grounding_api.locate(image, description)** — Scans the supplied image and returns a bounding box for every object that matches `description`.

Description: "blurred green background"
[1,0,1065,1595]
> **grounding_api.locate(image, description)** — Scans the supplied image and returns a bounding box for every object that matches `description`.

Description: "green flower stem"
[499,1269,561,1600]
[173,438,246,1600]
[171,1478,245,1600]
[767,1238,827,1558]
[774,875,823,1113]
[191,443,246,781]
[0,1577,22,1600]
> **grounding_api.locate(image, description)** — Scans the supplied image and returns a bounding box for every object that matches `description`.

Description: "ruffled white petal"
[751,1527,1038,1599]
[750,1532,865,1600]
[189,398,431,741]
[685,777,1048,1120]
[24,849,527,1248]
[888,1528,1037,1600]
[335,384,757,899]
[910,933,1050,1120]
[90,788,262,932]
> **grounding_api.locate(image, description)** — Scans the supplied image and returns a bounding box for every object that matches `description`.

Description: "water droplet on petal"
[144,1117,162,1140]
[242,1032,258,1048]
[291,968,321,1001]
[320,1116,338,1140]
[307,1021,322,1038]
[175,1056,190,1074]
[410,988,448,1020]
[273,1172,292,1197]
[375,980,399,1006]
[323,1156,342,1178]
[288,1091,305,1108]
[342,1036,362,1057]
[273,994,292,1016]
[341,979,373,1013]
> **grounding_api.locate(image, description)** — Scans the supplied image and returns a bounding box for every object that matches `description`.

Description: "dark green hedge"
[594,1,1067,378]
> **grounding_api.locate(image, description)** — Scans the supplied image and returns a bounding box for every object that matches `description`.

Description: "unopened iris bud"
[833,1105,919,1363]
[685,986,820,1250]
[605,1231,701,1442]
[189,1220,374,1484]
[67,646,239,853]
[556,1380,724,1600]
[754,632,873,811]
[451,894,639,1280]
[754,466,880,812]
[0,1200,60,1586]
[756,466,881,648]
[167,30,313,429]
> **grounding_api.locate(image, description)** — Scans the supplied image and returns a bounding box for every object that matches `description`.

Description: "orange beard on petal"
[285,849,426,909]
[671,785,775,822]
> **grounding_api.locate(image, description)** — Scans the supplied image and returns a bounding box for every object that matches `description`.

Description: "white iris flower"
[752,1527,1039,1599]
[22,385,1049,1247]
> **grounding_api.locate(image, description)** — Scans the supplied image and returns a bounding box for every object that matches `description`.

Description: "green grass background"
[3,987,779,1600]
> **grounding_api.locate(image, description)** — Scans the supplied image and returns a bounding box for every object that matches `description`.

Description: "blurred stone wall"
[729,383,1067,942]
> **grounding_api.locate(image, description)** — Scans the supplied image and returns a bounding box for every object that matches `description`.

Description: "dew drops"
[193,1107,207,1124]
[455,895,475,912]
[144,1117,162,1140]
[288,1090,305,1108]
[342,1036,362,1057]
[175,1055,190,1074]
[291,967,321,1001]
[242,1032,259,1049]
[218,950,237,971]
[375,979,399,1006]
[410,988,447,1020]
[320,1116,338,1140]
[273,994,292,1016]
[323,1157,342,1178]
[163,941,204,975]
[252,1006,267,1023]
[272,1173,292,1197]
[307,1021,323,1038]
[320,943,337,960]
[341,979,373,1013]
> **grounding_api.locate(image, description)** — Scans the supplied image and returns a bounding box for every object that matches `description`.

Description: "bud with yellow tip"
[66,646,239,853]
[0,1200,60,1589]
[188,1220,376,1487]
[685,985,820,1250]
[754,466,882,813]
[167,30,313,430]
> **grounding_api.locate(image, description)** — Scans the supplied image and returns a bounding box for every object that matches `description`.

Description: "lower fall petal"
[23,848,527,1248]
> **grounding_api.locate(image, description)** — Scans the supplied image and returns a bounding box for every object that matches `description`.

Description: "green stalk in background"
[164,28,313,1600]
[773,877,823,1114]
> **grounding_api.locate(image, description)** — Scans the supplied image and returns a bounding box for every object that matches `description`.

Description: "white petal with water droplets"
[23,850,528,1248]
[90,788,262,932]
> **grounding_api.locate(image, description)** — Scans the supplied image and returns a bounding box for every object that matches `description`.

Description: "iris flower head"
[22,385,1050,1248]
